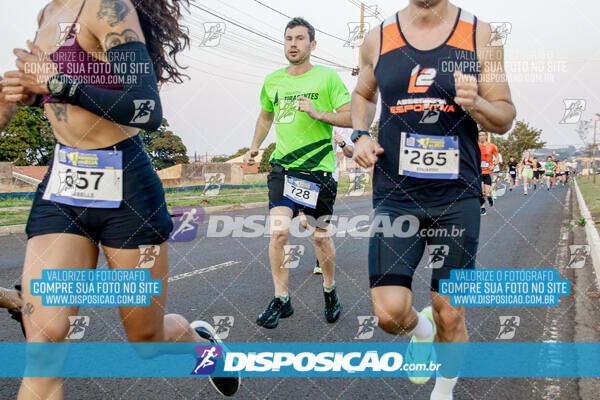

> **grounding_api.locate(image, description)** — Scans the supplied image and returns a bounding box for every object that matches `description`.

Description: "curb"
[574,179,600,286]
[0,224,26,237]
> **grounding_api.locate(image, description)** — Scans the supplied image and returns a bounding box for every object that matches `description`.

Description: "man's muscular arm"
[351,27,383,168]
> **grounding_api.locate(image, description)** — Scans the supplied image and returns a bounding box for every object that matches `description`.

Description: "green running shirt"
[546,162,555,175]
[260,65,351,172]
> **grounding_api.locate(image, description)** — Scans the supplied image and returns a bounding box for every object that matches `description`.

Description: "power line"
[347,0,384,21]
[252,0,348,43]
[209,2,352,67]
[187,64,259,85]
[190,2,353,70]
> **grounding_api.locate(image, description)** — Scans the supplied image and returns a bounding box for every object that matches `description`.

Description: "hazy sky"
[2,0,599,156]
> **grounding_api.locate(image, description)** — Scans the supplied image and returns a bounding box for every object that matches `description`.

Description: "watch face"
[49,76,66,95]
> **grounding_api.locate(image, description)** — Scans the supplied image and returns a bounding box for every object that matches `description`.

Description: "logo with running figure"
[130,100,156,124]
[354,316,379,340]
[204,173,226,196]
[496,316,520,340]
[170,207,204,243]
[344,22,370,47]
[567,245,590,269]
[191,345,223,375]
[276,98,298,124]
[57,23,80,47]
[199,22,226,47]
[137,245,160,269]
[425,245,449,269]
[281,245,304,269]
[347,172,370,196]
[420,109,441,124]
[56,169,74,196]
[487,22,512,46]
[212,316,234,340]
[65,316,90,340]
[559,99,586,124]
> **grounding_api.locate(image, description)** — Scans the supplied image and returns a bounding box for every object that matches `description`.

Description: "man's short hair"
[285,17,316,42]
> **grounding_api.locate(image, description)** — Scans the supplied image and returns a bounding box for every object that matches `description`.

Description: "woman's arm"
[65,0,162,130]
[10,0,163,131]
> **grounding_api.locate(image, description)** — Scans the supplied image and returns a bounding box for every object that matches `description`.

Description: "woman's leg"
[18,234,99,400]
[102,243,205,347]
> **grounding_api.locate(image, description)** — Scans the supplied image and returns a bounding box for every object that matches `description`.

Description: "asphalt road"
[1,181,599,400]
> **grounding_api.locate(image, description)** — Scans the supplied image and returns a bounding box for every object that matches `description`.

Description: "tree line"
[0,107,189,169]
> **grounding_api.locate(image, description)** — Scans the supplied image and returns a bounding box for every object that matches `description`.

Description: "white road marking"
[168,261,240,282]
[540,187,571,400]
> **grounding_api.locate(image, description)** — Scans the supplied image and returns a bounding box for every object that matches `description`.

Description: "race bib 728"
[283,175,320,209]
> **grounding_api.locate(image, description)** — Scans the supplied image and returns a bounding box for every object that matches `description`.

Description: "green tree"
[139,118,189,169]
[0,107,55,166]
[228,147,250,161]
[492,120,546,161]
[149,131,189,169]
[212,147,250,163]
[259,143,276,173]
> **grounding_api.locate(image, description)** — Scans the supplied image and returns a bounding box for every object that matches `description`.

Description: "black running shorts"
[26,135,173,249]
[267,164,337,229]
[368,197,481,292]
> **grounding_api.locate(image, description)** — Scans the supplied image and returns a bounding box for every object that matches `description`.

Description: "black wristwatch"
[47,74,80,102]
[351,130,371,143]
[339,141,346,148]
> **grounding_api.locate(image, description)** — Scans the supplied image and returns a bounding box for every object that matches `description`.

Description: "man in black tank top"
[350,1,515,398]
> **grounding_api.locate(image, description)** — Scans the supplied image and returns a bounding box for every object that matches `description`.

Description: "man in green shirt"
[244,17,352,329]
[545,156,556,190]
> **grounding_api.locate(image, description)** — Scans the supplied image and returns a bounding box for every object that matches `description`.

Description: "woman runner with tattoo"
[1,0,239,397]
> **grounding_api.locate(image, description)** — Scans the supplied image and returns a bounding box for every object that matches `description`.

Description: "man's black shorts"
[368,197,481,292]
[267,164,337,228]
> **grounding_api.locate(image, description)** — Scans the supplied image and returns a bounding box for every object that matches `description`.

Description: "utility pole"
[352,3,366,76]
[359,2,365,67]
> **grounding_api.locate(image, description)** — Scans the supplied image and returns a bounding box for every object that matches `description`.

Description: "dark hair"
[134,0,191,84]
[285,17,315,42]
